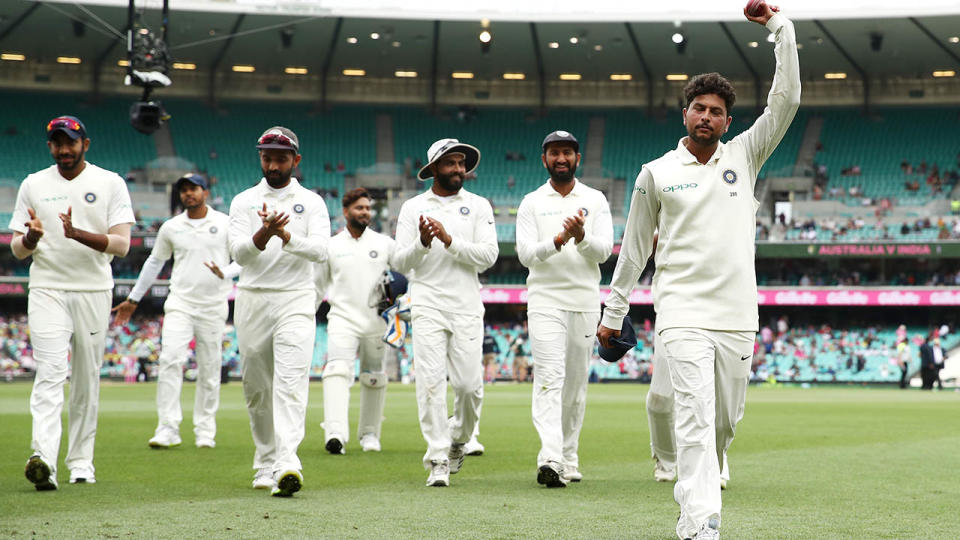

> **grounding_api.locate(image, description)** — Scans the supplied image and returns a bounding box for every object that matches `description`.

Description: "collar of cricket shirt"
[676,137,725,165]
[258,177,301,199]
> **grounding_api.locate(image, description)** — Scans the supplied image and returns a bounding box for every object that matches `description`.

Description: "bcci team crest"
[578,207,589,217]
[209,226,218,234]
[369,250,379,259]
[722,169,738,185]
[84,192,97,203]
[459,206,470,215]
[293,203,305,214]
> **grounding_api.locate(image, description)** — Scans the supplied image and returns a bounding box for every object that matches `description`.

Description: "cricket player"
[112,173,238,450]
[598,3,800,538]
[516,130,613,487]
[393,138,498,487]
[228,127,330,497]
[11,116,135,489]
[315,187,395,454]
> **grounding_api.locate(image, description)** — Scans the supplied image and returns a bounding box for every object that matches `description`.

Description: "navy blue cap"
[46,115,87,141]
[542,130,579,153]
[175,173,209,191]
[598,315,637,363]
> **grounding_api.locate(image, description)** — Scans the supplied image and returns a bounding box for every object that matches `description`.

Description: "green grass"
[1,382,959,539]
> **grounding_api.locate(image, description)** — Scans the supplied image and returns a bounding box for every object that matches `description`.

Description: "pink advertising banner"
[478,287,960,306]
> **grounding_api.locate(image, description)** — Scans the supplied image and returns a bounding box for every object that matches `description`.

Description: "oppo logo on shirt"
[662,183,699,193]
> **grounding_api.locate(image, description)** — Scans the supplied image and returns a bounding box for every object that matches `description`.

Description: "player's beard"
[347,215,369,234]
[56,147,85,172]
[263,167,292,188]
[548,158,578,184]
[435,171,464,193]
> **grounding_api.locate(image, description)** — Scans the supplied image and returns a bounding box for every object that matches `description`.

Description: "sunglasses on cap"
[46,117,83,133]
[257,132,297,148]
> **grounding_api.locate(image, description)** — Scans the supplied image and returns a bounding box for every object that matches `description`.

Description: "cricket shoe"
[654,458,677,482]
[252,468,276,490]
[562,464,582,483]
[195,437,216,449]
[271,470,303,497]
[70,468,96,484]
[325,436,345,455]
[448,443,466,474]
[536,461,567,488]
[464,437,485,456]
[25,455,57,491]
[148,427,182,449]
[693,518,720,540]
[360,433,381,452]
[426,460,450,487]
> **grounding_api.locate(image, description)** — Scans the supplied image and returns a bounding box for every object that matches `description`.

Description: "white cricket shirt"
[516,178,613,313]
[128,207,233,308]
[392,187,498,316]
[228,178,330,292]
[317,227,396,336]
[9,163,135,291]
[603,13,800,334]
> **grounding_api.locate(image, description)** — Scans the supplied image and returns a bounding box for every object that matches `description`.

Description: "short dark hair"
[342,187,371,209]
[683,72,736,114]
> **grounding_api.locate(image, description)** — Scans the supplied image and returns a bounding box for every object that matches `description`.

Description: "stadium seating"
[0,91,155,183]
[814,107,960,205]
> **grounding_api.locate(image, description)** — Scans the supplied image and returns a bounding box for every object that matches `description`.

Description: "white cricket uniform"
[602,13,799,539]
[9,162,135,480]
[315,228,396,444]
[392,187,498,469]
[515,178,612,471]
[228,178,330,476]
[127,207,235,443]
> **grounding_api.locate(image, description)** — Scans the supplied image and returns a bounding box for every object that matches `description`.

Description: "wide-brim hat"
[598,315,638,363]
[417,138,481,180]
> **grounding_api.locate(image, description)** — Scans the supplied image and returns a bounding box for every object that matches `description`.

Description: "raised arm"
[737,8,801,181]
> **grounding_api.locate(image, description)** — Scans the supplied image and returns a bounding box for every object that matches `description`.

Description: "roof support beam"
[0,2,42,42]
[207,14,245,107]
[624,23,654,117]
[529,22,546,114]
[430,20,439,114]
[718,21,763,115]
[814,19,870,114]
[908,17,960,65]
[319,17,343,111]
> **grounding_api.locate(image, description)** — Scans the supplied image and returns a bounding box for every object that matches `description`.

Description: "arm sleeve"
[516,196,560,268]
[128,254,167,302]
[445,199,499,272]
[735,13,801,184]
[281,201,330,263]
[9,180,30,234]
[107,174,137,228]
[228,195,261,266]
[391,203,430,274]
[601,168,660,330]
[105,223,132,256]
[575,196,614,264]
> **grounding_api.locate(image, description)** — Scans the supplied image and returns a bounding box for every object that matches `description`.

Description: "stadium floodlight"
[665,73,688,81]
[503,72,525,80]
[346,36,358,44]
[479,30,492,43]
[343,69,366,76]
[395,70,418,78]
[671,33,684,44]
[932,70,956,78]
[118,59,130,66]
[950,36,959,43]
[452,71,474,79]
[610,73,632,81]
[747,41,758,48]
[559,73,581,80]
[232,65,255,72]
[56,56,82,64]
[569,36,579,44]
[594,44,603,51]
[285,67,308,75]
[1,53,26,61]
[370,32,380,40]
[172,62,196,70]
[824,72,847,79]
[548,42,559,49]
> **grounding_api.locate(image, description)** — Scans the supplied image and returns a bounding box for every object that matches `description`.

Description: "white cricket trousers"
[528,309,599,469]
[154,296,228,441]
[659,328,753,540]
[27,288,111,478]
[647,331,677,470]
[235,288,316,474]
[322,331,388,443]
[411,305,483,469]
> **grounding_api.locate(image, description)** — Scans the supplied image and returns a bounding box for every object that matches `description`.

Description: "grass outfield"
[1,382,959,539]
